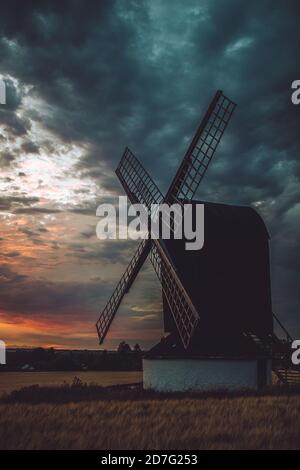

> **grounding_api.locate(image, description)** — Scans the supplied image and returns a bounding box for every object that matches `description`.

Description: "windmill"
[96,90,299,391]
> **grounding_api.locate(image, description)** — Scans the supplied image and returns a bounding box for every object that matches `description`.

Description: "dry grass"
[0,392,299,449]
[0,371,142,396]
[0,373,299,450]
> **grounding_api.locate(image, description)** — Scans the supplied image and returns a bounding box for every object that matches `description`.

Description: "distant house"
[21,364,35,371]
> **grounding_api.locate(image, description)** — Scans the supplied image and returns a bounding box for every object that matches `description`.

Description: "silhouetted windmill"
[96,90,299,391]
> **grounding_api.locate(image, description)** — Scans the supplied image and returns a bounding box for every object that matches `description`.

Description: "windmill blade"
[150,239,199,349]
[96,234,199,348]
[117,147,183,237]
[115,147,200,348]
[96,238,151,344]
[116,147,164,207]
[97,149,173,346]
[166,90,236,203]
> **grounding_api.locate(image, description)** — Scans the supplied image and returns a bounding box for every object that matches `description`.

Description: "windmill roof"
[190,200,269,239]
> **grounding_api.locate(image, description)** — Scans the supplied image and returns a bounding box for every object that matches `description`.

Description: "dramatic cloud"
[0,0,299,348]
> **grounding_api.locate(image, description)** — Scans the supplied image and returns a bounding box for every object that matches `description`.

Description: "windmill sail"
[116,147,164,207]
[115,148,200,347]
[97,148,164,345]
[166,91,236,203]
[96,238,151,344]
[150,241,199,348]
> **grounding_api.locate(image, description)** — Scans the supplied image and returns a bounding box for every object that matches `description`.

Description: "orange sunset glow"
[0,84,164,349]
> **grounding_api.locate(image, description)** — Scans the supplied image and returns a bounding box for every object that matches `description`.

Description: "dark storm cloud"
[0,195,39,210]
[69,207,97,216]
[0,266,111,318]
[0,151,15,167]
[0,111,30,136]
[18,226,48,246]
[0,78,30,136]
[0,0,299,336]
[18,227,35,237]
[20,141,40,154]
[68,238,137,265]
[79,227,95,239]
[0,264,27,283]
[14,206,61,214]
[4,251,20,257]
[0,0,298,198]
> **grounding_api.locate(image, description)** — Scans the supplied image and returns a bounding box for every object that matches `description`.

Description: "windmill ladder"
[245,313,300,386]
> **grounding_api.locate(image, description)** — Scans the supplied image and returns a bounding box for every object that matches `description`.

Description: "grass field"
[0,372,299,450]
[0,371,142,395]
[0,393,300,449]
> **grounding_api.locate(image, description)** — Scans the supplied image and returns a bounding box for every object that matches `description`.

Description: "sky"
[0,0,299,350]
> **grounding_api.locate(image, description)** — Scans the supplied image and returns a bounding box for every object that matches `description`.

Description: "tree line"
[1,342,143,372]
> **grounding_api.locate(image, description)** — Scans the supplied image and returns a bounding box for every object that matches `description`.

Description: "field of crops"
[0,393,300,449]
[0,371,142,395]
[0,372,300,450]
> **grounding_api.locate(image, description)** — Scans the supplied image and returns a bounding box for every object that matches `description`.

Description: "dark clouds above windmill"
[0,0,299,347]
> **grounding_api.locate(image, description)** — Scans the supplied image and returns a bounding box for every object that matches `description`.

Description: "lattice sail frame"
[116,147,164,207]
[98,150,197,347]
[96,90,236,348]
[166,91,236,203]
[96,238,150,344]
[117,148,183,238]
[149,242,199,347]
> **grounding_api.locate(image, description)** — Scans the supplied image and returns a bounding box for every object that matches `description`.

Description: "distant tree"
[133,343,141,354]
[32,347,47,363]
[117,341,132,354]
